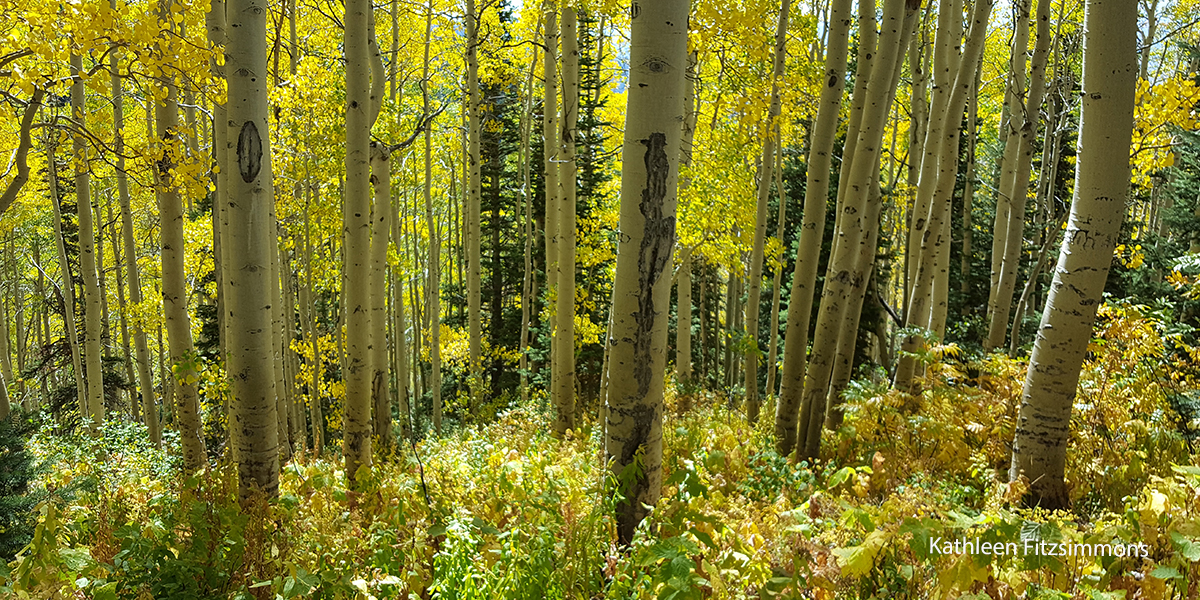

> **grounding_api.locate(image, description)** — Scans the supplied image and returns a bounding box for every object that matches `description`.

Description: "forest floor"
[4,304,1200,600]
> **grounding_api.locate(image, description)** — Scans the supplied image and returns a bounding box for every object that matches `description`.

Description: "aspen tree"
[1009,0,1136,509]
[764,140,787,397]
[774,0,852,456]
[303,183,324,454]
[465,0,483,409]
[152,6,205,470]
[674,51,698,392]
[208,0,230,383]
[70,54,104,435]
[605,0,688,545]
[519,16,542,405]
[553,4,579,434]
[370,143,392,445]
[367,13,390,449]
[342,0,374,484]
[744,0,791,424]
[986,0,1053,350]
[227,0,280,499]
[795,0,919,461]
[543,0,560,406]
[47,136,86,427]
[894,0,993,390]
[420,0,441,434]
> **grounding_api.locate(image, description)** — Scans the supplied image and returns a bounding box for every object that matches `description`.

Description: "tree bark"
[764,137,787,398]
[227,0,281,500]
[552,4,579,434]
[465,0,483,409]
[774,0,852,456]
[70,53,105,435]
[1009,0,1136,509]
[605,0,688,546]
[543,0,560,413]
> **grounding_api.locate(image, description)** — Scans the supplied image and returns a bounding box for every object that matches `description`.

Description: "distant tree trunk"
[227,0,280,500]
[543,0,560,410]
[420,0,441,434]
[519,16,542,405]
[270,224,292,464]
[960,57,980,295]
[48,137,86,427]
[303,183,324,454]
[71,53,105,435]
[465,0,483,409]
[1009,0,1136,509]
[774,0,852,456]
[390,201,412,443]
[674,52,698,393]
[152,18,205,469]
[987,0,1051,350]
[765,137,787,398]
[553,4,579,434]
[744,0,791,424]
[895,0,992,390]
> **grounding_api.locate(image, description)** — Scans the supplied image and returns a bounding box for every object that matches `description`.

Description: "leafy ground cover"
[3,303,1200,600]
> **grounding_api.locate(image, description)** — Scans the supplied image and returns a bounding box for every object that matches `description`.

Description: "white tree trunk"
[605,0,688,545]
[553,5,579,434]
[71,54,106,435]
[1008,0,1136,509]
[773,0,852,456]
[226,0,280,499]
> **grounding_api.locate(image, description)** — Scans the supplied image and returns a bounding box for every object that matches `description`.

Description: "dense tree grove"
[2,0,1200,597]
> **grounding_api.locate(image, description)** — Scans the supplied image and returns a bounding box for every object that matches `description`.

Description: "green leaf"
[828,466,855,489]
[58,548,93,572]
[92,581,118,600]
[1150,565,1182,579]
[1171,531,1200,561]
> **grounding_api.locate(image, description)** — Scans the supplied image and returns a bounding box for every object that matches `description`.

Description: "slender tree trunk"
[71,53,105,435]
[1009,0,1136,509]
[987,0,1052,350]
[774,0,852,456]
[370,144,393,446]
[343,0,374,485]
[765,137,787,398]
[543,0,560,407]
[960,57,980,295]
[48,135,87,428]
[153,15,205,469]
[390,194,412,442]
[227,0,281,500]
[519,16,541,406]
[895,0,993,390]
[605,0,688,545]
[674,52,698,393]
[796,0,918,461]
[553,4,579,434]
[419,1,441,434]
[465,0,483,409]
[303,182,324,454]
[744,0,791,423]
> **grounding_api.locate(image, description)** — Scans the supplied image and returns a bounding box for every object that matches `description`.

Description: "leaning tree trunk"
[152,12,205,470]
[605,0,688,546]
[71,54,105,435]
[773,0,852,456]
[1009,0,1136,509]
[226,0,280,500]
[744,0,791,424]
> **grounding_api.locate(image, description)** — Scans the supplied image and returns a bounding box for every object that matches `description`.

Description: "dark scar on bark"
[631,132,675,400]
[237,121,262,183]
